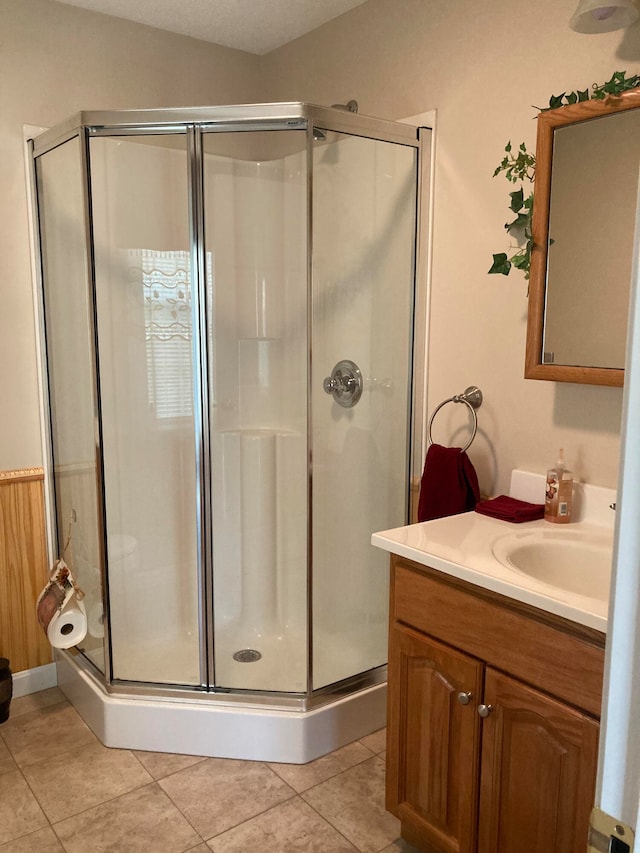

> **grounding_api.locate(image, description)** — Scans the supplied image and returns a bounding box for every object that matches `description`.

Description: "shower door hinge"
[588,807,635,853]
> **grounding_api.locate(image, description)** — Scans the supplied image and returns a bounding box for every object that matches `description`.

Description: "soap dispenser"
[544,448,573,524]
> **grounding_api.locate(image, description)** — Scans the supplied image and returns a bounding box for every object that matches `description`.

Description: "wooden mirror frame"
[525,89,640,387]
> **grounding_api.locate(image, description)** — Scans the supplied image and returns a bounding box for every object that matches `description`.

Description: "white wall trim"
[12,663,57,699]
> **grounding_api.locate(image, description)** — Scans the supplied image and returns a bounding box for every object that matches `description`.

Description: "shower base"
[55,650,387,764]
[86,629,306,692]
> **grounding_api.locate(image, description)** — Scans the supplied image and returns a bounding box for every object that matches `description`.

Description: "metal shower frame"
[30,102,429,713]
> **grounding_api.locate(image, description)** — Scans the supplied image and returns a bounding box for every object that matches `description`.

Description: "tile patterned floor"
[0,688,422,852]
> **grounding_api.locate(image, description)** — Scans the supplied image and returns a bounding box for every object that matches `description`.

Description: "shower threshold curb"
[55,651,386,764]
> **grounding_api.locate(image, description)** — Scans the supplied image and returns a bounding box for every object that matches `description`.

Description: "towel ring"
[427,386,483,453]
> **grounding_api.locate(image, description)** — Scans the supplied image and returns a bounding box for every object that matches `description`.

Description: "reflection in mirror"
[526,89,640,386]
[545,111,640,369]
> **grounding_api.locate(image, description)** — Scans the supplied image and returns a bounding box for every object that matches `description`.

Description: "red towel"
[417,443,480,522]
[474,495,544,523]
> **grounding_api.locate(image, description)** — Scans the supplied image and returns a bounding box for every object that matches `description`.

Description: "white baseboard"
[12,663,57,698]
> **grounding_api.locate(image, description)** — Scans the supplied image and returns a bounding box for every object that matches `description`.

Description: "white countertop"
[372,511,612,633]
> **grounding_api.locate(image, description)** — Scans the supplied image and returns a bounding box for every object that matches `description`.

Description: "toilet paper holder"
[36,557,87,649]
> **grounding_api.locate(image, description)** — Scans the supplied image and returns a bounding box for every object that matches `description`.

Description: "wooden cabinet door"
[478,668,599,853]
[387,623,484,853]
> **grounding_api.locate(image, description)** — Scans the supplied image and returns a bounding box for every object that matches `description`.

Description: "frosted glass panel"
[203,131,308,693]
[312,132,417,689]
[37,138,104,671]
[90,135,201,685]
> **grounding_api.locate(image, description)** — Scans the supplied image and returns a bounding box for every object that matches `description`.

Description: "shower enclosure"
[31,103,428,761]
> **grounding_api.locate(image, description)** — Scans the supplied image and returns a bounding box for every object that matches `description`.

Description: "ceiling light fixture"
[570,0,639,32]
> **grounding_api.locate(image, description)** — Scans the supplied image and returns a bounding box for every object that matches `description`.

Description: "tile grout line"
[292,748,382,795]
[9,757,52,847]
[202,791,302,845]
[48,779,209,851]
[298,793,363,851]
[266,741,378,792]
[126,746,210,846]
[296,754,392,852]
[2,696,393,851]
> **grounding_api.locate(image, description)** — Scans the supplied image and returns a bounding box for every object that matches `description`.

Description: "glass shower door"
[311,131,417,689]
[202,130,309,693]
[90,133,202,686]
[33,103,423,718]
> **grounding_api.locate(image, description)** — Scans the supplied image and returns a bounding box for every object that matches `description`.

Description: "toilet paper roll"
[47,595,87,649]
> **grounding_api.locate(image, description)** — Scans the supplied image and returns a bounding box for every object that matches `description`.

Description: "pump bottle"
[544,449,573,524]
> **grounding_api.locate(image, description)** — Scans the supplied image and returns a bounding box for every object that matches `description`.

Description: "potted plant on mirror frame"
[488,71,640,285]
[488,141,535,280]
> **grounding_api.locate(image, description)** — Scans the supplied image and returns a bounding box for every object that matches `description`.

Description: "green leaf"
[488,253,511,275]
[509,187,524,212]
[489,141,535,283]
[543,73,640,111]
[505,212,530,233]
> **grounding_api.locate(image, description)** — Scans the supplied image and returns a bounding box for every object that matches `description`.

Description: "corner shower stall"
[32,103,427,761]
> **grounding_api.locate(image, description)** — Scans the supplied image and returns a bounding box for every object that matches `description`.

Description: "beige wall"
[4,0,639,495]
[0,0,260,470]
[261,0,640,494]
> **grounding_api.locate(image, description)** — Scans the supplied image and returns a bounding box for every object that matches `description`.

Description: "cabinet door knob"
[457,691,473,705]
[478,704,493,718]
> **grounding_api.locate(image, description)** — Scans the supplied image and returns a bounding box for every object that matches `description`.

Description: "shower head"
[314,100,358,142]
[330,100,358,113]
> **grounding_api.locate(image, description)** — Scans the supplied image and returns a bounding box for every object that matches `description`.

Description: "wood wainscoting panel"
[0,468,52,672]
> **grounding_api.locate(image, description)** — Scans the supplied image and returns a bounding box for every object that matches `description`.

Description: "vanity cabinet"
[386,555,605,853]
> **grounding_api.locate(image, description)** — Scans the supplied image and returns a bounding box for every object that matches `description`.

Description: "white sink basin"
[492,529,613,601]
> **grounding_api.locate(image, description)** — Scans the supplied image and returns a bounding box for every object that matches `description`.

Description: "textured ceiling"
[56,0,369,54]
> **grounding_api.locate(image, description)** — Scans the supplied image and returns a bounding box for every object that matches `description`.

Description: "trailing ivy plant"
[489,71,639,283]
[488,141,535,279]
[537,69,640,110]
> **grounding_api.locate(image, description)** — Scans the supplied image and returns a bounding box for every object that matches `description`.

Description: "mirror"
[525,89,640,386]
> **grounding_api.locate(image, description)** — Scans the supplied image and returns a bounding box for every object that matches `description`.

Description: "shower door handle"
[323,360,363,408]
